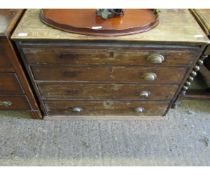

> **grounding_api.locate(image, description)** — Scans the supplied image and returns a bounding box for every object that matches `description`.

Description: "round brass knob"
[72,107,83,113]
[147,54,165,64]
[140,91,150,98]
[144,73,157,81]
[190,71,197,77]
[135,107,144,113]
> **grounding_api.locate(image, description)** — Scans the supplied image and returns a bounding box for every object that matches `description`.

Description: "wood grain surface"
[0,73,23,94]
[44,100,168,116]
[12,9,209,44]
[31,65,186,84]
[37,82,178,101]
[22,45,198,66]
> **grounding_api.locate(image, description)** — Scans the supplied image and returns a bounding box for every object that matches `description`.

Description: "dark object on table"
[96,9,124,20]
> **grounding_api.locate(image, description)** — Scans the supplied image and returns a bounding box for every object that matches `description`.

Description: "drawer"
[37,82,178,101]
[44,100,169,116]
[0,73,23,94]
[0,96,30,110]
[31,65,187,84]
[22,45,198,66]
[0,41,13,71]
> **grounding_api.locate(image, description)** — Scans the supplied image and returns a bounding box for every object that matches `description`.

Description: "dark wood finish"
[44,100,168,116]
[0,73,23,94]
[40,9,159,36]
[185,10,210,100]
[12,10,209,118]
[31,65,186,84]
[0,40,14,71]
[37,83,178,100]
[0,10,42,118]
[0,96,30,110]
[22,45,198,66]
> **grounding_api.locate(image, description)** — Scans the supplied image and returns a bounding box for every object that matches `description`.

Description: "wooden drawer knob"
[188,76,194,82]
[193,66,200,71]
[190,71,197,77]
[135,107,144,113]
[197,60,204,65]
[182,86,189,91]
[185,81,191,86]
[72,107,83,113]
[144,73,157,81]
[0,101,12,107]
[139,91,150,98]
[147,54,165,64]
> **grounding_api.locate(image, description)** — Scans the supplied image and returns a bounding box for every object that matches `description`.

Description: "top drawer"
[21,45,199,66]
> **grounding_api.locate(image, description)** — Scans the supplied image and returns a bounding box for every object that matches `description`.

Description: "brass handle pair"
[0,101,12,107]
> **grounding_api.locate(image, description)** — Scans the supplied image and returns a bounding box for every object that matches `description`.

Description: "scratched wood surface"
[22,44,198,66]
[44,100,168,116]
[37,82,177,101]
[31,65,186,84]
[12,9,209,44]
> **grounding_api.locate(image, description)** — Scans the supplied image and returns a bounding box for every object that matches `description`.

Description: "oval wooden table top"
[40,9,159,36]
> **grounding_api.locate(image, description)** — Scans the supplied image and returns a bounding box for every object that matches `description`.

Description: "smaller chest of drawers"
[0,10,41,118]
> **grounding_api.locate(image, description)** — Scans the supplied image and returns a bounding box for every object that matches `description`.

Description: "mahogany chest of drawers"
[0,10,41,118]
[12,9,209,118]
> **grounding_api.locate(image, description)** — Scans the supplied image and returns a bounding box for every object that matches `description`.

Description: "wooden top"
[12,9,209,44]
[191,9,210,36]
[0,9,23,37]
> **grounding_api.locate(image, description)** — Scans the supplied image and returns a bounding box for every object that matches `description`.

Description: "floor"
[0,99,210,166]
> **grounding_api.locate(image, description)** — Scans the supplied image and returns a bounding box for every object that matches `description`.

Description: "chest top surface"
[191,9,210,36]
[0,9,23,37]
[12,9,209,44]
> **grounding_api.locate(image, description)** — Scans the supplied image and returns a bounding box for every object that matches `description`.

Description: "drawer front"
[22,46,197,66]
[0,73,23,94]
[37,82,178,101]
[0,96,30,110]
[0,41,13,71]
[31,66,186,84]
[44,100,169,116]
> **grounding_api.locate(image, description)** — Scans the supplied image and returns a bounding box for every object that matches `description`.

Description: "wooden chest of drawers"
[12,10,209,118]
[0,10,41,118]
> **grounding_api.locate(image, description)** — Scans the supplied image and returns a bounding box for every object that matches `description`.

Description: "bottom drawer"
[44,100,169,116]
[0,96,30,110]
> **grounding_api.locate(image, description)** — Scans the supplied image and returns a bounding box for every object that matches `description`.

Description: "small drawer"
[22,45,198,66]
[37,82,178,101]
[31,65,187,84]
[0,41,14,72]
[0,73,23,95]
[0,96,30,110]
[44,100,169,116]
